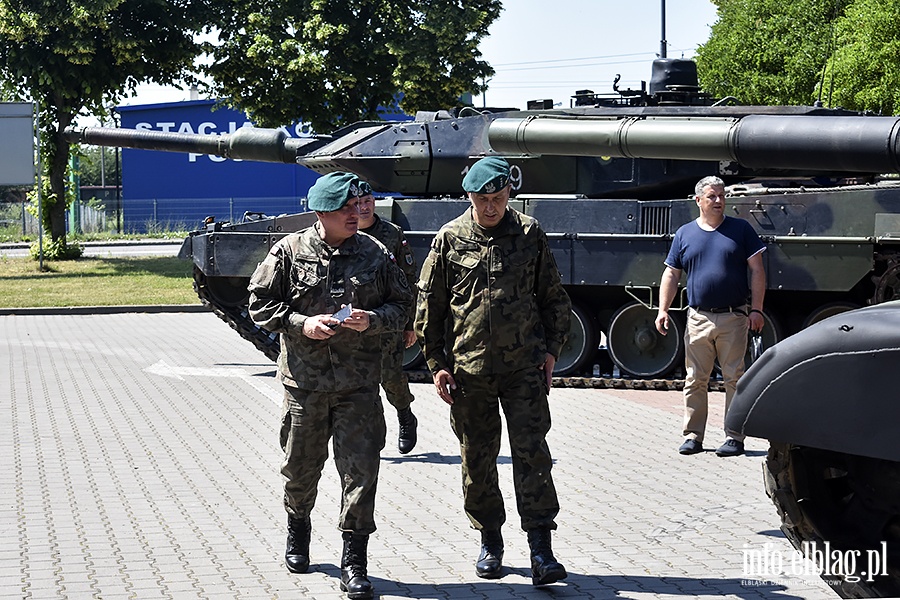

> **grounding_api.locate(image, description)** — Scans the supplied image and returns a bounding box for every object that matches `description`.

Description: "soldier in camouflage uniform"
[357,180,419,454]
[248,172,412,600]
[414,156,572,586]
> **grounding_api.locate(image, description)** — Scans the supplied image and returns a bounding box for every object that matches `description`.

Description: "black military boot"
[475,529,504,579]
[285,515,311,573]
[527,528,567,586]
[397,407,418,454]
[339,532,373,599]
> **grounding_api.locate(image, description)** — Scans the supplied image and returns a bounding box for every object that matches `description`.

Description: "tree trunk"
[47,118,74,243]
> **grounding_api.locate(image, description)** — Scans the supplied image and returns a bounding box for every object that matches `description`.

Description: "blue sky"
[474,0,718,109]
[122,0,718,111]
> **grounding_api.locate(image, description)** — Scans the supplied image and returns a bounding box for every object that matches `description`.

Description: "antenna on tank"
[659,0,668,58]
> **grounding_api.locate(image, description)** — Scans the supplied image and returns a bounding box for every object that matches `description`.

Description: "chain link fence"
[0,194,309,238]
[0,198,38,237]
[119,196,308,234]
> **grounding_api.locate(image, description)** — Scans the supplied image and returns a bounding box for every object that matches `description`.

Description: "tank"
[63,58,900,384]
[725,301,900,598]
[65,59,900,596]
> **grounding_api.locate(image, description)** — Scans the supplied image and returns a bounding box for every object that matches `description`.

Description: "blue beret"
[307,172,360,211]
[358,180,373,196]
[462,156,511,194]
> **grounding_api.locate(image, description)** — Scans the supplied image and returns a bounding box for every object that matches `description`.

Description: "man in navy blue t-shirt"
[655,176,766,457]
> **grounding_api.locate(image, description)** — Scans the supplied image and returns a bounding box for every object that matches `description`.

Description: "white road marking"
[144,359,281,405]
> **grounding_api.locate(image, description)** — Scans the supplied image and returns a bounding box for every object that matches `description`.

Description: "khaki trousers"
[682,308,748,443]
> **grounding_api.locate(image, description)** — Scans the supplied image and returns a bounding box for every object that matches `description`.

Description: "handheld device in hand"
[329,304,353,329]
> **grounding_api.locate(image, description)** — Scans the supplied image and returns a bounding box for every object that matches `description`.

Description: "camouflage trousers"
[380,331,414,412]
[449,366,559,532]
[280,384,386,534]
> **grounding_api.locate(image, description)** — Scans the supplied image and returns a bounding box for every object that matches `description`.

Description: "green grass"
[0,227,191,244]
[0,256,198,308]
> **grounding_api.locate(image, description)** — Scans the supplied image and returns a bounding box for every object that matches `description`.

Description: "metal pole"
[113,109,121,234]
[660,0,667,58]
[116,147,121,234]
[35,99,43,270]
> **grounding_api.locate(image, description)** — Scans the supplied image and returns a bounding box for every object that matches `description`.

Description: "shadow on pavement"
[382,451,516,466]
[328,570,806,599]
[303,561,804,599]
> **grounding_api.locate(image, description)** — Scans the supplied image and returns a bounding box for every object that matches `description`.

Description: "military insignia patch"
[405,254,414,265]
[484,181,497,193]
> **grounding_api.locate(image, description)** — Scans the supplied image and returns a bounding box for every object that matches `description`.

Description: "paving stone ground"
[1,312,837,599]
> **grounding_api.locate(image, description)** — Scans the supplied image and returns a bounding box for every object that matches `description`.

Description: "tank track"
[193,267,280,363]
[408,370,724,390]
[764,443,900,598]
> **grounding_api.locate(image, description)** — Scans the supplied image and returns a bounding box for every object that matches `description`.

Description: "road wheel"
[553,304,597,376]
[606,302,683,378]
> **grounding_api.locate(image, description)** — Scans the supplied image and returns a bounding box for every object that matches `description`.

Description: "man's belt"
[691,305,747,315]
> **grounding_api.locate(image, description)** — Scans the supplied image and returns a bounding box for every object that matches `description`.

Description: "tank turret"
[67,109,900,196]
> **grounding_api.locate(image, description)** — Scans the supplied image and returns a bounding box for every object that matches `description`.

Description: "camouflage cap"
[358,180,374,196]
[307,172,360,211]
[462,156,511,194]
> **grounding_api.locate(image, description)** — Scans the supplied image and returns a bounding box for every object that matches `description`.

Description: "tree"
[0,0,219,250]
[75,146,118,188]
[206,0,501,131]
[824,0,900,114]
[695,0,843,106]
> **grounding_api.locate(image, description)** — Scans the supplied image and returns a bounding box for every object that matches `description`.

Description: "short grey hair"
[694,175,725,198]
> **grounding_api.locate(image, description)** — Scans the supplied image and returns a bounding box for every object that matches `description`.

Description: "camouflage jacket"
[415,207,571,376]
[361,214,418,328]
[248,224,412,391]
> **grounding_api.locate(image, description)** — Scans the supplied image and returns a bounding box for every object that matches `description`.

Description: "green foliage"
[388,2,501,114]
[84,196,107,212]
[0,0,219,243]
[74,146,119,188]
[206,0,501,131]
[697,0,900,114]
[825,0,900,114]
[69,230,190,242]
[696,0,841,106]
[25,174,75,234]
[28,236,83,261]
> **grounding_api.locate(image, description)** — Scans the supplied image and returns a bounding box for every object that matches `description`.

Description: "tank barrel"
[64,126,313,164]
[488,115,740,162]
[488,114,900,174]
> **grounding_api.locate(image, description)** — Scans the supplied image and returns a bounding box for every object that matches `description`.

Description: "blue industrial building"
[115,100,320,232]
